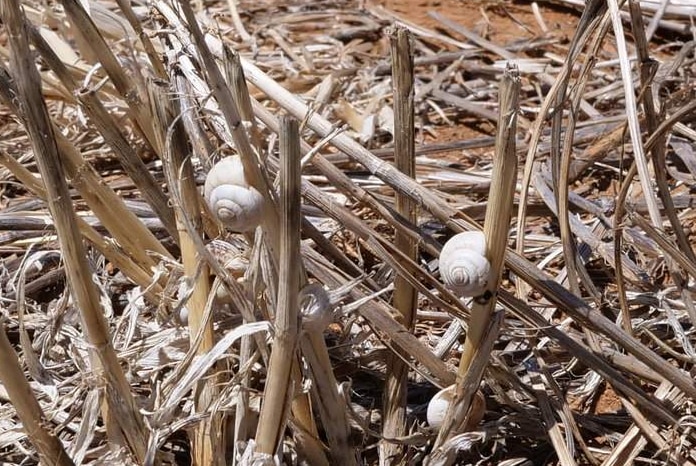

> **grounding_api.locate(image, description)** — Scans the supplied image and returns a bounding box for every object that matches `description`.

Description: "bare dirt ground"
[373,0,581,158]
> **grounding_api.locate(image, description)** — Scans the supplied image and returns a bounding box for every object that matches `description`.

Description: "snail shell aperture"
[204,156,264,232]
[439,231,491,297]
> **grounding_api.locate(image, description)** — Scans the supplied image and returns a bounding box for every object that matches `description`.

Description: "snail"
[426,385,486,430]
[439,231,491,298]
[204,156,264,232]
[299,283,334,333]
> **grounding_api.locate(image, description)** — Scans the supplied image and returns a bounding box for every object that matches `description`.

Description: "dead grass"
[0,0,695,464]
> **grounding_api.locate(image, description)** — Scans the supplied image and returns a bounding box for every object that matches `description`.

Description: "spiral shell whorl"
[439,231,490,297]
[204,156,264,232]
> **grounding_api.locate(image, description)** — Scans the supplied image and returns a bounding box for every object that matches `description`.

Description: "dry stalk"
[607,0,662,228]
[237,52,696,402]
[166,24,305,454]
[219,48,324,463]
[550,1,608,301]
[25,24,178,240]
[0,63,171,275]
[0,1,149,461]
[58,0,158,150]
[255,117,302,457]
[299,331,354,466]
[223,48,258,129]
[603,382,692,465]
[380,25,417,466]
[0,322,74,466]
[177,0,280,256]
[628,212,696,278]
[149,81,219,465]
[112,0,168,79]
[433,66,520,445]
[514,0,607,299]
[219,46,265,463]
[618,389,692,465]
[225,0,252,42]
[536,353,599,465]
[543,11,612,373]
[628,0,696,328]
[500,289,678,424]
[0,149,164,301]
[175,77,215,171]
[555,31,605,302]
[529,357,577,466]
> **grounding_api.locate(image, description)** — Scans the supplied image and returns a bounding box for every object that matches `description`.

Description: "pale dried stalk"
[220,47,324,463]
[223,47,265,161]
[604,382,693,465]
[607,0,662,228]
[224,47,256,124]
[225,0,252,42]
[26,24,178,240]
[628,212,696,278]
[112,0,167,79]
[149,81,218,465]
[0,149,164,301]
[548,17,609,365]
[628,0,696,331]
[176,77,215,171]
[0,1,149,461]
[237,52,696,403]
[515,0,607,300]
[429,311,503,462]
[0,63,170,275]
[299,330,354,465]
[435,68,520,444]
[555,28,603,301]
[177,0,280,256]
[530,371,577,466]
[220,47,262,463]
[537,354,599,465]
[58,0,158,151]
[381,25,417,466]
[618,392,693,465]
[255,117,302,456]
[0,323,74,466]
[288,377,328,466]
[501,289,677,424]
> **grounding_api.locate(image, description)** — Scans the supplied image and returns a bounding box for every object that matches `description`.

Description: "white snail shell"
[204,156,264,232]
[427,385,486,430]
[439,231,491,297]
[299,283,334,332]
[427,384,455,429]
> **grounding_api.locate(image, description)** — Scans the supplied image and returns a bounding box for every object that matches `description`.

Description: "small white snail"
[204,156,264,232]
[299,283,334,332]
[427,385,486,430]
[439,231,491,297]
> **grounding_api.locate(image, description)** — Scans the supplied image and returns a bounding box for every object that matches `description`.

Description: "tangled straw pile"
[0,0,695,464]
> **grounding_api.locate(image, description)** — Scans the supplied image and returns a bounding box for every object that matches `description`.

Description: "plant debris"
[0,0,695,464]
